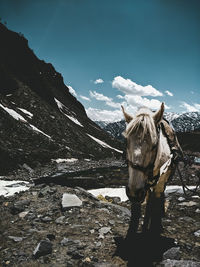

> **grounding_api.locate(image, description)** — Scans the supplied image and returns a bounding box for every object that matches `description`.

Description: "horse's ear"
[153,102,164,124]
[121,105,133,123]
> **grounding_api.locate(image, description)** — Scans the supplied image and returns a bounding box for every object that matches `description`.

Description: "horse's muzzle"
[126,186,146,203]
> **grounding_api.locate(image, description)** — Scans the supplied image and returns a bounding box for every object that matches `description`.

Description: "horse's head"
[122,103,164,203]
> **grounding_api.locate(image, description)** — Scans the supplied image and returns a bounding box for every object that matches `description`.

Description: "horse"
[122,103,178,235]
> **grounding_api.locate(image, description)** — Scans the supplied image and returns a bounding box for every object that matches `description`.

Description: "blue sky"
[1,0,200,121]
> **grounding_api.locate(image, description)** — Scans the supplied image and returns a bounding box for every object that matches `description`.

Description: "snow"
[0,180,30,197]
[0,103,50,138]
[52,158,78,163]
[87,134,123,154]
[18,108,33,118]
[29,124,51,139]
[54,98,83,127]
[0,104,26,122]
[65,114,83,127]
[88,186,197,202]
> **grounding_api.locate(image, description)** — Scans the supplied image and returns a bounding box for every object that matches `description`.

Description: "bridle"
[126,126,161,189]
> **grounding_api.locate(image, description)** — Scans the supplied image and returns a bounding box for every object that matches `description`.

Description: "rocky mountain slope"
[0,23,124,174]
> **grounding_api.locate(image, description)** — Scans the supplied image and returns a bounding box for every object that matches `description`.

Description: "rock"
[194,230,200,237]
[46,234,55,241]
[10,200,31,215]
[99,227,111,238]
[55,216,65,224]
[163,247,181,260]
[22,163,34,173]
[18,211,29,218]
[75,187,100,202]
[195,209,200,214]
[178,201,197,207]
[61,193,82,211]
[178,197,185,202]
[8,236,23,242]
[38,186,56,198]
[33,239,52,259]
[105,196,121,204]
[67,250,84,259]
[179,217,195,223]
[159,259,200,266]
[41,216,52,223]
[104,202,131,217]
[109,220,115,225]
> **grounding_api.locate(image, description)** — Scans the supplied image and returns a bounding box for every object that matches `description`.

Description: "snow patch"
[0,104,26,122]
[29,124,51,139]
[0,103,50,138]
[52,158,78,163]
[18,108,33,118]
[87,134,123,154]
[0,180,30,197]
[54,98,83,127]
[88,186,197,202]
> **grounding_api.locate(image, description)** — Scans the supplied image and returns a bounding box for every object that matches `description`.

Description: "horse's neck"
[154,129,171,175]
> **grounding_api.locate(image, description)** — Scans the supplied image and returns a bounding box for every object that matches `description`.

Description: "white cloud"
[180,102,200,112]
[116,95,125,99]
[68,85,77,97]
[94,78,104,84]
[112,76,163,97]
[90,90,122,108]
[90,90,111,102]
[165,90,173,97]
[125,95,169,110]
[86,107,123,122]
[80,95,91,101]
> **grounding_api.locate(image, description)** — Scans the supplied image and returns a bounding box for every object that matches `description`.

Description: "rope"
[176,160,200,197]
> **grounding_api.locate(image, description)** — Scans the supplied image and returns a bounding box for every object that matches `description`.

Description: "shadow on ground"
[114,233,176,267]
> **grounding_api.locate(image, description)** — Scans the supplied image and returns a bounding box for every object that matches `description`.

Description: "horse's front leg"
[127,202,141,236]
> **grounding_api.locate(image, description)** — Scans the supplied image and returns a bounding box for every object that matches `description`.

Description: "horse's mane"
[123,108,158,144]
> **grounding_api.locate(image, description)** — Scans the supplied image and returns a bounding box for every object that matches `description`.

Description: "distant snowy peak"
[97,112,200,140]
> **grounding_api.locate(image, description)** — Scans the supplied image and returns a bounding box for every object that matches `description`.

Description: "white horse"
[122,103,176,234]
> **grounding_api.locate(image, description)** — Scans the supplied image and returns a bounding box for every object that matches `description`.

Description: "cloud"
[165,90,173,97]
[180,102,200,112]
[80,95,91,101]
[90,90,122,108]
[86,107,123,122]
[116,95,125,99]
[112,76,163,97]
[68,85,77,97]
[125,95,169,110]
[90,91,111,102]
[94,78,104,84]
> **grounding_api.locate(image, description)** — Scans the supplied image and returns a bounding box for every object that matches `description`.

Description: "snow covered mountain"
[0,23,123,173]
[97,112,200,141]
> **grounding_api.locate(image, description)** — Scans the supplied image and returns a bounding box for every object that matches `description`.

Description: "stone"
[194,230,200,237]
[22,163,34,173]
[178,197,185,202]
[178,201,197,207]
[75,187,100,202]
[18,211,29,218]
[46,234,55,241]
[163,247,181,260]
[61,193,82,211]
[99,227,111,238]
[41,216,52,223]
[55,216,65,224]
[10,199,31,215]
[8,236,23,242]
[159,259,200,266]
[33,240,52,259]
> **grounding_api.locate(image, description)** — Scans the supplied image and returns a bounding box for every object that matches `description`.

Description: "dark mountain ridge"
[0,23,123,173]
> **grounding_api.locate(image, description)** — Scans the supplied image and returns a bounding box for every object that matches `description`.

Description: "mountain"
[97,112,200,152]
[0,23,123,173]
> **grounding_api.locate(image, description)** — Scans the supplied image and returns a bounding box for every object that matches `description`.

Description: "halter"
[126,125,161,188]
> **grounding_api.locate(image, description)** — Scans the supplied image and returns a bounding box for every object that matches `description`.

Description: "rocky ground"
[0,158,200,267]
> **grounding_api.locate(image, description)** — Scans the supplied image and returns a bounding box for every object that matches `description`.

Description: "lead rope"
[160,120,200,197]
[176,160,200,197]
